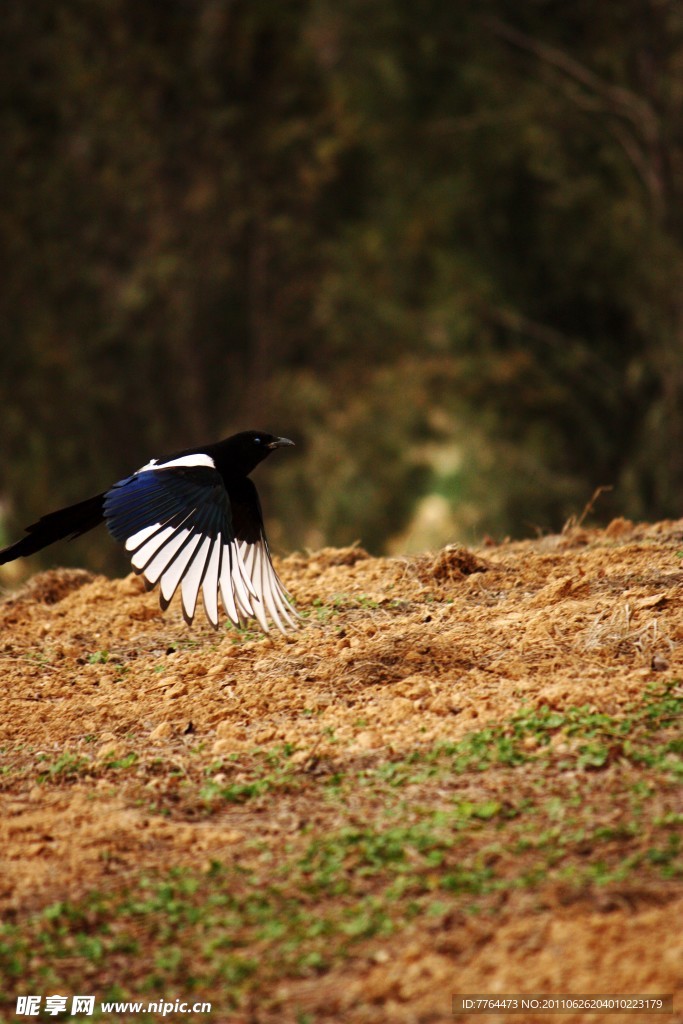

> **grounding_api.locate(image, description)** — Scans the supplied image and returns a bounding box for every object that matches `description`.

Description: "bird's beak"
[267,437,295,449]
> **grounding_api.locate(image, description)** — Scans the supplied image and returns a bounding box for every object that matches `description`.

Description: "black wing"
[104,462,297,632]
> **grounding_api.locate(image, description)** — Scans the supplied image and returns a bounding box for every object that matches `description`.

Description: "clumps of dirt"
[415,544,492,582]
[289,545,371,568]
[604,516,635,538]
[2,568,95,607]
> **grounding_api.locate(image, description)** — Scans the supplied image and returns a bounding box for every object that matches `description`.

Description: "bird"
[0,430,299,634]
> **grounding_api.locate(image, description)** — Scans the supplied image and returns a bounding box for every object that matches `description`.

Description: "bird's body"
[0,431,298,634]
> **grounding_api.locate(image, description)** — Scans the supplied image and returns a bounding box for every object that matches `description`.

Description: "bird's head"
[226,430,295,475]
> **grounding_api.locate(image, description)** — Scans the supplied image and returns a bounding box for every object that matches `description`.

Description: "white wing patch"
[137,453,216,472]
[201,539,221,627]
[181,535,212,623]
[125,522,161,552]
[130,524,177,570]
[158,533,202,606]
[125,522,298,633]
[144,526,192,585]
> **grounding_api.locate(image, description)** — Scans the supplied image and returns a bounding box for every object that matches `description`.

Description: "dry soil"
[0,518,682,1023]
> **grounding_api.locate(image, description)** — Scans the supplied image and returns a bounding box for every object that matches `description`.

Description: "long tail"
[0,493,105,564]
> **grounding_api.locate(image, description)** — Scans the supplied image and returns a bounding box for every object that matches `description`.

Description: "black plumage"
[0,431,298,633]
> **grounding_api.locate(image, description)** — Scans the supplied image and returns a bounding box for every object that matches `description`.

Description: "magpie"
[0,431,298,634]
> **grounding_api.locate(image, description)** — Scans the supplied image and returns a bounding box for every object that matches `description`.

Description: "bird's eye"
[254,437,262,445]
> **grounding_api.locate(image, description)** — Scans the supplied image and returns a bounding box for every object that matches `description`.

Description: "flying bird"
[0,431,298,633]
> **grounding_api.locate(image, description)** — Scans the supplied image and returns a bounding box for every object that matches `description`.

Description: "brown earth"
[0,518,682,1023]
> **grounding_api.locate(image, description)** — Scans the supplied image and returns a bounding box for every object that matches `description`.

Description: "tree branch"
[484,16,664,209]
[484,16,660,143]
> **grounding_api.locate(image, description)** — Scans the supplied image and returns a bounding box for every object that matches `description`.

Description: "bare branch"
[605,119,664,209]
[485,16,660,144]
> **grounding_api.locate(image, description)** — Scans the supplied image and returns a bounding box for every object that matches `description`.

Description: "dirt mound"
[0,520,681,1022]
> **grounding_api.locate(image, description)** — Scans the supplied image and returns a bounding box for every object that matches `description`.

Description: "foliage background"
[2,0,682,572]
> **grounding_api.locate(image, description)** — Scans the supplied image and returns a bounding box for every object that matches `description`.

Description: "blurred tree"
[2,0,683,573]
[304,0,683,538]
[0,0,350,569]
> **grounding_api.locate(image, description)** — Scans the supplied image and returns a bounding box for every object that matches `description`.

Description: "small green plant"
[36,752,91,783]
[103,752,139,771]
[87,650,110,665]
